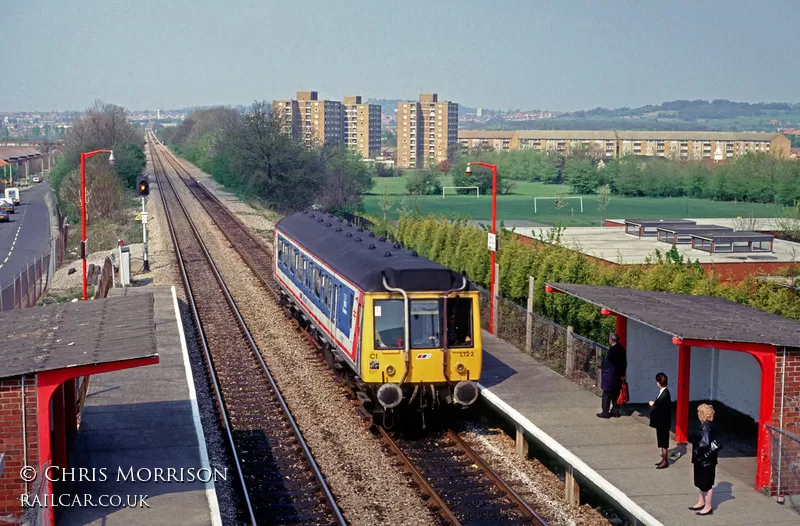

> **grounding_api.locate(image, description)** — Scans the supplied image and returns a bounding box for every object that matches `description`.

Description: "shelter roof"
[656,225,732,234]
[692,231,774,241]
[546,282,800,348]
[625,219,696,227]
[0,293,157,380]
[276,211,474,293]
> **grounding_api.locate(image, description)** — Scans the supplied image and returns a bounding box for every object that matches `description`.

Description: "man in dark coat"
[598,332,627,418]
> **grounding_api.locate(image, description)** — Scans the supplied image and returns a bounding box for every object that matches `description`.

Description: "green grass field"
[364,175,783,226]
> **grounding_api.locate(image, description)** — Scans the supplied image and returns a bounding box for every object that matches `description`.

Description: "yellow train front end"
[359,288,482,421]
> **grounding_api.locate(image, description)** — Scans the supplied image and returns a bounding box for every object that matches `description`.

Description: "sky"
[2,0,798,112]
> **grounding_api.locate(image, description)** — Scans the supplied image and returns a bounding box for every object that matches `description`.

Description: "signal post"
[137,177,150,271]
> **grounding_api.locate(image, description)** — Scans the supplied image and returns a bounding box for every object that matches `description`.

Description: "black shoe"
[596,412,610,419]
[695,509,713,516]
[656,462,668,469]
[688,505,704,511]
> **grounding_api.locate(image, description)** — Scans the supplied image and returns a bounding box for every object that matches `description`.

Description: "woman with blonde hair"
[689,403,721,516]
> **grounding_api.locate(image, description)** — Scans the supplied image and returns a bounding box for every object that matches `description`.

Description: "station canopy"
[0,293,158,380]
[545,282,800,348]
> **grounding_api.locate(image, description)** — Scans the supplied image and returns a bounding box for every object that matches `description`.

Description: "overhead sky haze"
[3,0,798,112]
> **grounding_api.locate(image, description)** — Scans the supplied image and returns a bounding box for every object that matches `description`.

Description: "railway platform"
[479,331,800,526]
[57,286,221,526]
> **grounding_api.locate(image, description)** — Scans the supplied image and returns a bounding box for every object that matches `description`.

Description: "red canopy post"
[674,338,777,491]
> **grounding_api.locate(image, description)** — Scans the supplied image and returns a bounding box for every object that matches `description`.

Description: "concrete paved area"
[479,330,800,526]
[512,223,800,265]
[58,286,219,526]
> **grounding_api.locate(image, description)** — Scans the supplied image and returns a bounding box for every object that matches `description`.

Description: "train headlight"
[377,383,403,409]
[456,363,466,374]
[453,380,479,406]
[386,365,396,377]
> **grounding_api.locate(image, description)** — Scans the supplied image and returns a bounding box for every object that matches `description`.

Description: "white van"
[5,188,19,205]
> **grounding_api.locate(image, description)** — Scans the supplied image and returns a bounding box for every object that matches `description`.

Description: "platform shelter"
[545,282,800,496]
[0,294,159,524]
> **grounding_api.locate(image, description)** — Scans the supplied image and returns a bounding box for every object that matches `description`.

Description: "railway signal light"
[138,177,149,196]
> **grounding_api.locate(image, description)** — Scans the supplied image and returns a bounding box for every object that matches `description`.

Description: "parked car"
[0,209,8,222]
[0,200,14,214]
[32,176,42,183]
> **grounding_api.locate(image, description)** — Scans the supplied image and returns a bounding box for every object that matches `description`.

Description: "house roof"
[546,282,800,348]
[275,211,474,293]
[458,130,515,139]
[0,293,158,380]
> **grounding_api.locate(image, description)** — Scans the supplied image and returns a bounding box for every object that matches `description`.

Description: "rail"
[150,135,345,525]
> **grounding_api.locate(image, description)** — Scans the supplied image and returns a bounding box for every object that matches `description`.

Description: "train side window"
[374,300,404,349]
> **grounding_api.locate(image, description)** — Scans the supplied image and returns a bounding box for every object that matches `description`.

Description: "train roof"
[275,211,476,293]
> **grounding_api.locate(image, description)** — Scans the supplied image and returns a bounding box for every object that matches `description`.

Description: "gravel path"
[458,422,612,526]
[162,155,439,526]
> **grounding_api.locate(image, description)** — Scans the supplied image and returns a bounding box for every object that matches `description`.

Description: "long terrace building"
[458,130,791,160]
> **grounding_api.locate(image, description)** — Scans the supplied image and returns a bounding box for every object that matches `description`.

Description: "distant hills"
[462,99,800,133]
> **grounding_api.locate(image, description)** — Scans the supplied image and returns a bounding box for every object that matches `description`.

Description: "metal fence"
[478,285,608,395]
[767,424,800,498]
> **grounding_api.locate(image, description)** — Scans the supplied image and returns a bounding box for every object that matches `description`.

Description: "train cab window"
[446,297,473,348]
[374,300,404,349]
[410,300,440,349]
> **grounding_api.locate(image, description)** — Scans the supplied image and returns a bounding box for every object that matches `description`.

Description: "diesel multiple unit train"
[273,211,482,425]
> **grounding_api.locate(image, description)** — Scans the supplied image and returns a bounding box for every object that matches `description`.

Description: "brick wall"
[0,375,38,519]
[771,348,800,496]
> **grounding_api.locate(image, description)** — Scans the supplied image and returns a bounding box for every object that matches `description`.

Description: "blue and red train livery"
[273,211,482,422]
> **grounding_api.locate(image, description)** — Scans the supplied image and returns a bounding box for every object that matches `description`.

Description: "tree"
[597,184,611,226]
[405,169,442,195]
[554,191,567,218]
[377,185,393,222]
[565,157,600,194]
[318,145,374,213]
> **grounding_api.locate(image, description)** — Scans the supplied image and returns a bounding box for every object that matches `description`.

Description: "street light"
[465,161,498,334]
[80,149,114,300]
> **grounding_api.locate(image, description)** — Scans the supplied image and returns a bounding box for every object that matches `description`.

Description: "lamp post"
[465,161,498,334]
[80,149,114,300]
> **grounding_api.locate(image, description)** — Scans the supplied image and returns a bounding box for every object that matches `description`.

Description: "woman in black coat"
[648,372,671,469]
[689,403,719,516]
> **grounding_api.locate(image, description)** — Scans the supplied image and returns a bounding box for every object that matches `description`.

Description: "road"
[0,182,53,288]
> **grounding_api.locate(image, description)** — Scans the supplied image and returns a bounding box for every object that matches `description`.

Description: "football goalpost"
[534,196,584,213]
[442,186,480,199]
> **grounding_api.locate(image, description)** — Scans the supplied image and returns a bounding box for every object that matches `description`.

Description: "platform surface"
[58,286,219,526]
[479,330,800,526]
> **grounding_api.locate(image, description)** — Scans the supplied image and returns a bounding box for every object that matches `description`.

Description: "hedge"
[395,215,800,341]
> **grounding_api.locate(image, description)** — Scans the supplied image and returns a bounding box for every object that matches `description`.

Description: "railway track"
[149,134,547,526]
[149,137,345,526]
[377,427,547,525]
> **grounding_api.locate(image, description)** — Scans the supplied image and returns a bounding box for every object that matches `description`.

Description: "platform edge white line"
[172,285,223,526]
[477,383,665,526]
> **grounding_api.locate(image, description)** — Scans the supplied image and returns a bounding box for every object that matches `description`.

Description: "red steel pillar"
[754,351,776,492]
[616,315,627,348]
[676,343,691,443]
[64,378,78,433]
[53,384,67,469]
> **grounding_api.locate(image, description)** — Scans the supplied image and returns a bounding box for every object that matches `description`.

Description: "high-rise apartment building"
[272,91,382,157]
[343,96,381,159]
[272,91,344,147]
[397,94,458,169]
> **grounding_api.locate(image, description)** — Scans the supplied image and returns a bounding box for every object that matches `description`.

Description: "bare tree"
[732,212,763,232]
[377,185,393,222]
[597,184,612,226]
